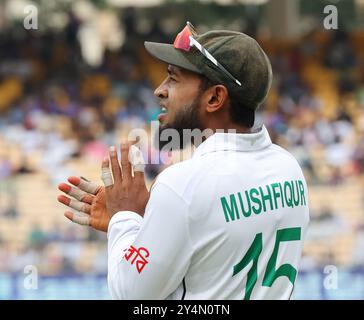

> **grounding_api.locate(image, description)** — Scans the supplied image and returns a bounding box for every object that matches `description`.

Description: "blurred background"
[0,0,364,299]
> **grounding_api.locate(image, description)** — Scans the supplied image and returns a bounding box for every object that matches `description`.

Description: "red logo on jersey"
[123,245,150,274]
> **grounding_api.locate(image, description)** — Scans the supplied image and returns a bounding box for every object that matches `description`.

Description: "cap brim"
[144,41,202,74]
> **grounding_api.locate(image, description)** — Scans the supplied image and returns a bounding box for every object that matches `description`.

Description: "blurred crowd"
[0,223,108,275]
[261,30,364,186]
[1,16,364,275]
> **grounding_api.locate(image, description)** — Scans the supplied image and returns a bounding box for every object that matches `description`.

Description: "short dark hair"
[199,75,255,128]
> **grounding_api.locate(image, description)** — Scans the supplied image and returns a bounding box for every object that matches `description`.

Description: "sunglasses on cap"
[173,22,242,87]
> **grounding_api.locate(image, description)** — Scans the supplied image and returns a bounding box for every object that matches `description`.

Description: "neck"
[192,123,252,147]
[203,111,252,134]
[204,122,252,135]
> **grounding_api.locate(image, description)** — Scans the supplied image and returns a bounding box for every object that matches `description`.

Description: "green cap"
[144,29,272,111]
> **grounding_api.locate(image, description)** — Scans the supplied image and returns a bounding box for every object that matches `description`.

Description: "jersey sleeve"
[107,182,194,300]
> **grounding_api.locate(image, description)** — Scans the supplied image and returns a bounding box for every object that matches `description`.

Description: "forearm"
[106,182,193,300]
[107,211,143,299]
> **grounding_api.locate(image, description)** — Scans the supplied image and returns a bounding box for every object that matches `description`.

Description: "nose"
[154,79,168,99]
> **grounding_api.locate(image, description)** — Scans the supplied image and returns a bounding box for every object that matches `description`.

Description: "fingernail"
[109,146,116,153]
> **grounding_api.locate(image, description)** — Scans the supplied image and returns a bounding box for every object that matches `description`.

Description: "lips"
[158,105,168,122]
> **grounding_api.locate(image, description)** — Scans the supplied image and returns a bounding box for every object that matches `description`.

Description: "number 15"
[233,227,301,300]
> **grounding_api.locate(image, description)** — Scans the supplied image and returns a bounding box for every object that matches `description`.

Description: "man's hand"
[57,176,110,232]
[102,143,149,218]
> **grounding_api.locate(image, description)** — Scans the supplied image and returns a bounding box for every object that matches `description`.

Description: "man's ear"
[204,85,229,113]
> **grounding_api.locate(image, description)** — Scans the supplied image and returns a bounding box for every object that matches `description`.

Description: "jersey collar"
[193,125,272,158]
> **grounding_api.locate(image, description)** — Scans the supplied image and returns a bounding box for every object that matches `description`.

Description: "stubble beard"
[154,93,204,151]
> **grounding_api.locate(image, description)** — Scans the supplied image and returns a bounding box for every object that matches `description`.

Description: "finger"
[68,176,101,195]
[121,143,132,183]
[101,156,113,188]
[59,181,94,204]
[129,136,140,145]
[57,195,91,214]
[64,211,90,226]
[134,170,145,184]
[58,183,92,203]
[109,146,122,184]
[129,144,145,180]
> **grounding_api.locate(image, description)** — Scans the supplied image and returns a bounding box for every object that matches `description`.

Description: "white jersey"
[107,126,310,300]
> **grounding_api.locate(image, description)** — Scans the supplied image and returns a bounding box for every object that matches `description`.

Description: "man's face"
[154,65,204,149]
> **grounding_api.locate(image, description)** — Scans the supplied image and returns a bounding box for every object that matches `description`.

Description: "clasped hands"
[57,143,150,232]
